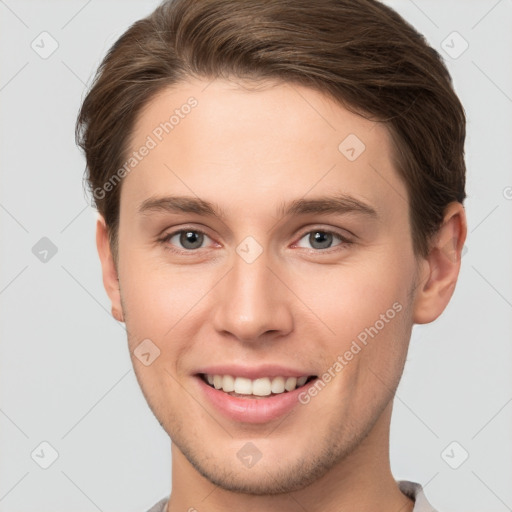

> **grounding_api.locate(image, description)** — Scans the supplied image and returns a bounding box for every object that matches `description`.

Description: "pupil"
[181,231,203,250]
[311,231,332,249]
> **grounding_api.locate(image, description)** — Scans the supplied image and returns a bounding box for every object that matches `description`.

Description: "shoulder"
[145,496,169,512]
[146,484,438,512]
[397,480,439,512]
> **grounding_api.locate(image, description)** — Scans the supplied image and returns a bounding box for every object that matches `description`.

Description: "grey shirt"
[146,480,438,511]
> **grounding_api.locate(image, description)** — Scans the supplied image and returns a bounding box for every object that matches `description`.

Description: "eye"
[158,227,353,255]
[160,228,213,252]
[295,229,351,251]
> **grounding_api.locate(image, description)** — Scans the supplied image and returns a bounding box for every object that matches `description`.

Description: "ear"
[96,214,124,323]
[412,201,467,324]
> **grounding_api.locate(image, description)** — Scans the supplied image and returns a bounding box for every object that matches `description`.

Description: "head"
[77,0,467,496]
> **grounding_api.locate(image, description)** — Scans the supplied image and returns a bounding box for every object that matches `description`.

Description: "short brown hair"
[76,0,466,261]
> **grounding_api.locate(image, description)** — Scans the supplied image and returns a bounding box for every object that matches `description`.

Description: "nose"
[212,246,294,344]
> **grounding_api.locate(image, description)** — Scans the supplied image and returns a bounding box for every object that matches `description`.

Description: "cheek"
[293,258,412,392]
[292,260,406,338]
[118,254,213,347]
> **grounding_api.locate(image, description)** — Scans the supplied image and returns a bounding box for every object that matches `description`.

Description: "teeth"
[252,378,272,396]
[297,376,308,387]
[270,376,285,394]
[234,377,252,394]
[203,374,313,396]
[213,375,223,389]
[284,377,297,391]
[222,374,235,392]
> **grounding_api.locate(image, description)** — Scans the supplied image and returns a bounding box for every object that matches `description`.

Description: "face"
[107,78,425,493]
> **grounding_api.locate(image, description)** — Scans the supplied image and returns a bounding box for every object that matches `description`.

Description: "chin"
[189,458,324,495]
[172,429,347,496]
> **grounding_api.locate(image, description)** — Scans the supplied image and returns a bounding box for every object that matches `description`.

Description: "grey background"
[0,0,511,511]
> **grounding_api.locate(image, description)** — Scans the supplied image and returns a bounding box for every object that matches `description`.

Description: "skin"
[96,78,467,512]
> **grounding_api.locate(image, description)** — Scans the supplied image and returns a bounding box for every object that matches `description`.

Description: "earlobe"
[111,306,124,323]
[96,215,124,322]
[412,202,467,325]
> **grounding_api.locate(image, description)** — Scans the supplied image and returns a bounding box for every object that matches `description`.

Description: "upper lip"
[195,364,317,380]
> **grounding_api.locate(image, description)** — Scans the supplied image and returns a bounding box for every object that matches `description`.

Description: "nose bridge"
[212,241,293,342]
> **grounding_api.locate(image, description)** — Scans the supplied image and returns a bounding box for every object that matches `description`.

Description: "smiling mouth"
[199,373,317,398]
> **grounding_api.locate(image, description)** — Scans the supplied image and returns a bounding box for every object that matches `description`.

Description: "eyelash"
[157,226,353,255]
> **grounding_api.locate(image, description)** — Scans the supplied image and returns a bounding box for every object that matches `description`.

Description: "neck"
[166,401,414,512]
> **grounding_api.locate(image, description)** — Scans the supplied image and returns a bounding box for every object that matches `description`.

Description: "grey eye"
[169,230,208,250]
[296,231,343,250]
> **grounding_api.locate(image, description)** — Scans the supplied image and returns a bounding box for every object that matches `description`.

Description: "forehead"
[122,78,407,224]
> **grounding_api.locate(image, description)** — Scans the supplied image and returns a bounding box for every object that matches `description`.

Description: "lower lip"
[195,375,317,424]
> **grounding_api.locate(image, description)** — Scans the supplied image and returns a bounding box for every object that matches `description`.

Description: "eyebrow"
[137,194,378,220]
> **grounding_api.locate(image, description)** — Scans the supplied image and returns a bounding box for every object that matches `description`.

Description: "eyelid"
[294,225,354,242]
[291,226,353,252]
[158,226,216,253]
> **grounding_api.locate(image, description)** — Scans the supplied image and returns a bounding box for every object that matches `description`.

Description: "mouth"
[198,373,318,399]
[194,365,321,423]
